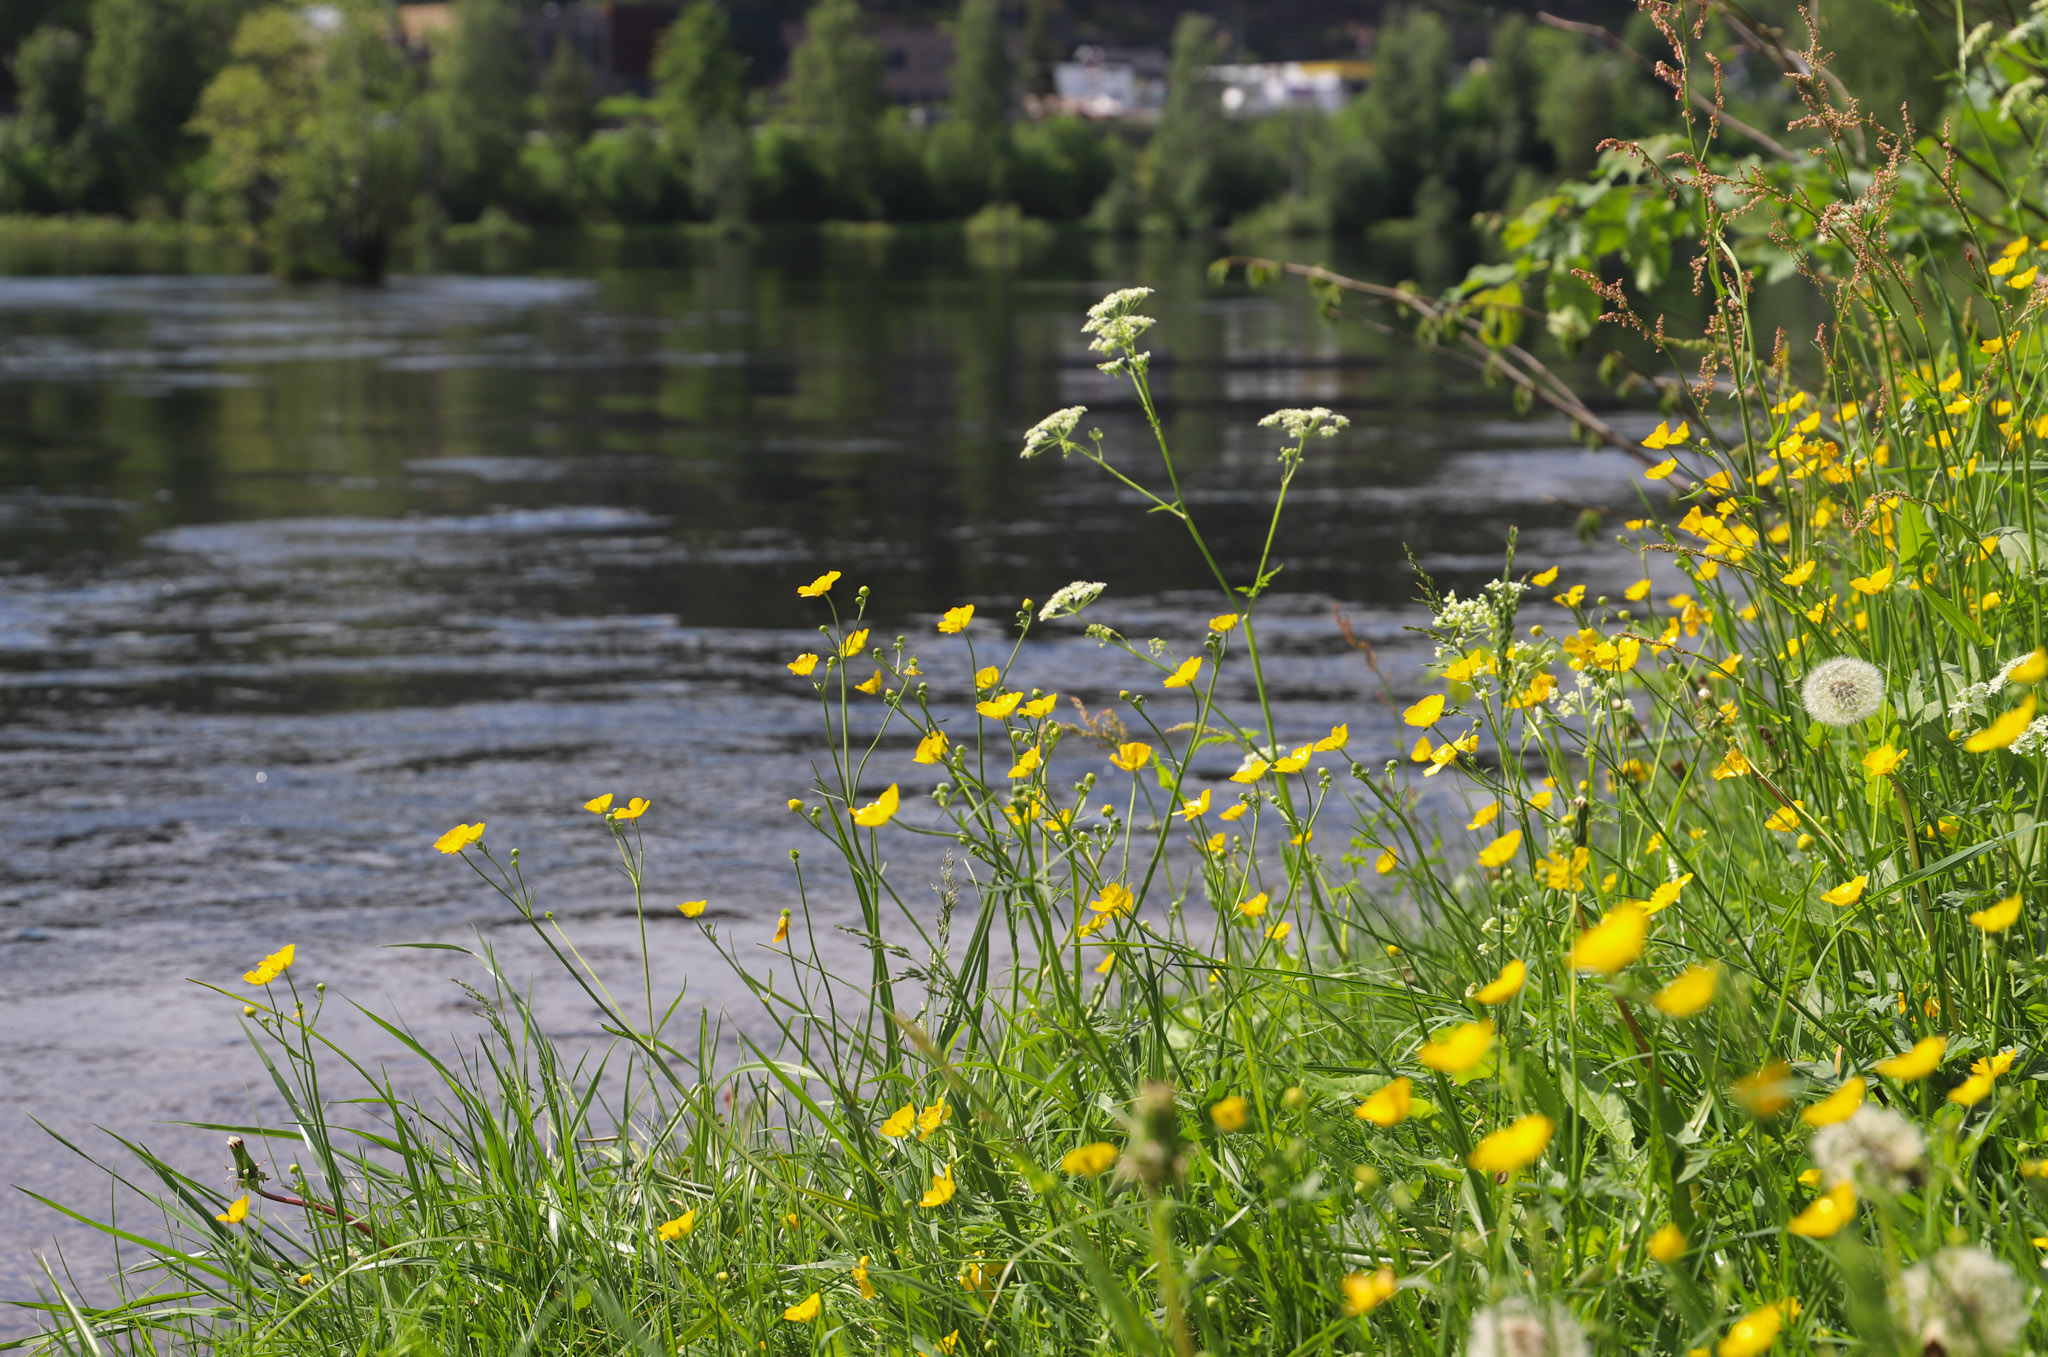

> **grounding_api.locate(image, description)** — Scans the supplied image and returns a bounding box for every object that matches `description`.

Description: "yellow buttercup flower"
[1642,875,1690,914]
[1569,905,1647,975]
[1764,804,1801,832]
[1204,832,1227,854]
[583,793,613,814]
[1788,1182,1856,1237]
[838,628,869,658]
[878,1104,915,1138]
[1266,920,1292,941]
[1313,723,1349,752]
[1340,1267,1398,1315]
[1020,693,1058,718]
[1110,741,1152,772]
[1219,801,1248,822]
[977,691,1023,719]
[1272,745,1312,774]
[854,670,882,694]
[433,822,485,854]
[851,784,900,828]
[1781,560,1816,586]
[914,730,949,764]
[1732,1061,1794,1116]
[1644,457,1678,479]
[1860,744,1903,777]
[917,1164,956,1208]
[772,910,790,943]
[783,1292,822,1323]
[613,796,650,821]
[1373,846,1397,874]
[2009,648,2048,683]
[1625,577,1652,601]
[1007,746,1043,779]
[1821,876,1867,907]
[1061,1142,1118,1176]
[796,570,840,598]
[678,899,707,918]
[974,665,1000,690]
[853,1255,875,1298]
[1949,1071,1996,1106]
[1800,1077,1864,1126]
[215,1195,250,1225]
[1651,963,1718,1017]
[1180,789,1211,819]
[1875,1034,1947,1081]
[1848,564,1893,594]
[1970,894,2021,932]
[1466,802,1500,830]
[1531,566,1559,586]
[1163,656,1203,688]
[1965,695,2037,752]
[1210,612,1240,632]
[1235,892,1268,918]
[1973,1049,2016,1077]
[656,1209,696,1240]
[1477,830,1522,869]
[938,604,974,633]
[1648,1223,1686,1262]
[1403,693,1445,727]
[243,943,296,986]
[1718,1304,1784,1357]
[1210,1095,1249,1132]
[918,1098,950,1138]
[1354,1077,1411,1127]
[1476,959,1526,1005]
[787,652,819,676]
[1467,1113,1553,1173]
[1417,1019,1494,1074]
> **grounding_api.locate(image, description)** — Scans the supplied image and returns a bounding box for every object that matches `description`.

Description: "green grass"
[21,13,2048,1357]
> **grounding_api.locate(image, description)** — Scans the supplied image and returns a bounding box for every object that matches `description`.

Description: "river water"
[0,231,1656,1317]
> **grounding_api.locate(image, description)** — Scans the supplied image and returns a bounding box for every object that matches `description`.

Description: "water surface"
[0,231,1658,1312]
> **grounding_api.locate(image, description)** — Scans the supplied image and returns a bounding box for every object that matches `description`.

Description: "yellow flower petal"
[1354,1077,1412,1127]
[1874,1034,1947,1081]
[796,570,840,598]
[1970,894,2021,932]
[1402,693,1446,727]
[1475,959,1526,1005]
[1467,1113,1552,1173]
[1800,1076,1864,1127]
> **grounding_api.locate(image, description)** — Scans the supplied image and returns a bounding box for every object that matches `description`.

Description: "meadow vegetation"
[24,2,2048,1355]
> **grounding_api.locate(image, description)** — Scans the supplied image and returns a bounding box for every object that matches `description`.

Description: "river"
[0,229,1654,1319]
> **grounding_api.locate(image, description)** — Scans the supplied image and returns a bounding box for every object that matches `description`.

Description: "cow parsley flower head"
[1021,406,1088,459]
[1464,1298,1589,1357]
[1039,580,1106,621]
[1801,655,1885,726]
[1258,407,1350,440]
[1898,1247,2030,1357]
[1082,287,1156,373]
[1812,1105,1924,1193]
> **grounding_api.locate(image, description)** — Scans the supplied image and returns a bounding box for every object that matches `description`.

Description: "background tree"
[778,0,884,218]
[426,0,528,221]
[535,37,596,146]
[188,1,419,279]
[653,0,748,223]
[929,0,1012,214]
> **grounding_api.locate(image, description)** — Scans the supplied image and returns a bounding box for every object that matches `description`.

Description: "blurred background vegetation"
[0,0,1953,279]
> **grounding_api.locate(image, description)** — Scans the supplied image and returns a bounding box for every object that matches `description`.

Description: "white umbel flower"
[1257,407,1350,440]
[1021,406,1088,459]
[1898,1247,2030,1357]
[1801,655,1885,726]
[1038,581,1106,621]
[1464,1298,1589,1357]
[1812,1105,1925,1192]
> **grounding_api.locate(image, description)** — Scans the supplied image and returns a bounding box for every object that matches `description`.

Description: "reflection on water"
[0,232,1661,1311]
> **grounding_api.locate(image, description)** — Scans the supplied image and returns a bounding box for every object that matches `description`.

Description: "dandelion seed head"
[1812,1105,1925,1192]
[1801,656,1885,726]
[1898,1247,2029,1357]
[1464,1299,1589,1357]
[1038,580,1106,621]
